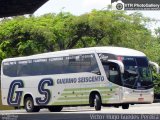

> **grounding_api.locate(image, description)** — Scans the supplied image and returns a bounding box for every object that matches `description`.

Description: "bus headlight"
[150,91,154,95]
[124,91,130,95]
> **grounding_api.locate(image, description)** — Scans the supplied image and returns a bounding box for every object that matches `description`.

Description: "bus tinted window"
[64,55,81,73]
[3,62,17,77]
[81,54,99,72]
[123,57,136,66]
[47,57,64,74]
[31,62,47,75]
[18,62,32,76]
[64,54,99,73]
[136,57,148,67]
[3,54,99,77]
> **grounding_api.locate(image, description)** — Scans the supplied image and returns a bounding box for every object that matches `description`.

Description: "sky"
[34,0,110,16]
[34,0,160,30]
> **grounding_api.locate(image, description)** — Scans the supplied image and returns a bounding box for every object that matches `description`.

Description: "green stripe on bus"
[103,100,109,103]
[61,90,116,96]
[58,95,112,101]
[61,92,89,96]
[64,86,118,91]
[53,101,89,105]
[58,96,88,100]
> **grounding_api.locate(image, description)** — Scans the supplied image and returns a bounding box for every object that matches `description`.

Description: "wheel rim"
[26,100,32,110]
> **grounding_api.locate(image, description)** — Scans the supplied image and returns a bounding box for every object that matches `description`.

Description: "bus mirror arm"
[107,60,124,74]
[149,61,159,74]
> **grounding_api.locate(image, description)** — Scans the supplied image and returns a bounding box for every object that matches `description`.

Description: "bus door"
[102,61,122,103]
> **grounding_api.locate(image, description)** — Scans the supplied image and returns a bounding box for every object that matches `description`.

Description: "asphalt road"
[0,103,160,120]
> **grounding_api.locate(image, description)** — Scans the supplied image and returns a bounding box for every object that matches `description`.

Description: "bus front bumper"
[121,90,154,104]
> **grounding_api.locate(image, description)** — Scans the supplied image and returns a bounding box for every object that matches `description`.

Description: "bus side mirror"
[149,61,159,74]
[107,60,124,73]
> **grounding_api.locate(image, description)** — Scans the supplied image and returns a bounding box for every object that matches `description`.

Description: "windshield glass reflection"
[122,57,152,89]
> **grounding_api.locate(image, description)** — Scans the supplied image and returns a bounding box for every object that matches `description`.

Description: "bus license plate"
[138,98,144,102]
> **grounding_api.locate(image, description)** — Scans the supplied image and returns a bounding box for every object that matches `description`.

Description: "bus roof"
[2,46,146,62]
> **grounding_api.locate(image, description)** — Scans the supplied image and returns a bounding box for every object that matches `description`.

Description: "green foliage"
[0,11,157,59]
[153,72,160,94]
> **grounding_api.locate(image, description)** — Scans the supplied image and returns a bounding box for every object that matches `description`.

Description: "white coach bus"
[1,47,159,112]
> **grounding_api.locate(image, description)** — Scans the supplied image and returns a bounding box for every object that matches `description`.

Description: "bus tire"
[24,97,40,112]
[122,104,129,109]
[48,106,63,112]
[94,94,101,111]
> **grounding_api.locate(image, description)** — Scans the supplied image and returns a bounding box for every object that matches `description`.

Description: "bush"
[153,72,160,94]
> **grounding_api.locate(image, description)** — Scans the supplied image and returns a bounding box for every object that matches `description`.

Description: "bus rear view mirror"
[149,61,159,74]
[107,60,124,74]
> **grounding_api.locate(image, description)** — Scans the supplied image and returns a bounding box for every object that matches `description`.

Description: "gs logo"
[7,78,53,106]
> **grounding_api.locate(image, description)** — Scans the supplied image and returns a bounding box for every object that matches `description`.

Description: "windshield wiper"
[132,76,141,89]
[122,75,138,88]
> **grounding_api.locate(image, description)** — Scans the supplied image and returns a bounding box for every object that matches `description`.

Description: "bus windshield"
[121,57,153,89]
[101,55,153,89]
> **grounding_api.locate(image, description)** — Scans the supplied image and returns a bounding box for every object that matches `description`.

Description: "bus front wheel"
[48,106,63,112]
[24,97,40,112]
[94,94,101,111]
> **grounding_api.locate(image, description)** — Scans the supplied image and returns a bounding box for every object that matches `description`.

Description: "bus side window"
[31,62,45,75]
[63,55,81,73]
[63,54,100,74]
[47,59,63,74]
[90,55,100,73]
[3,63,18,77]
[81,54,100,73]
[18,65,28,76]
[108,63,122,86]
